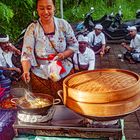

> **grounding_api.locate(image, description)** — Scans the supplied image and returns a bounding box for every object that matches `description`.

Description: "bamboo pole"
[60,0,63,19]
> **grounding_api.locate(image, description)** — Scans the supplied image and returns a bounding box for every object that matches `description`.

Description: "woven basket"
[66,92,140,118]
[63,69,140,103]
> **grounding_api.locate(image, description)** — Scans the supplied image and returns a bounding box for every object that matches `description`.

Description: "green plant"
[63,0,139,23]
[0,2,14,35]
[0,0,139,42]
[0,0,34,41]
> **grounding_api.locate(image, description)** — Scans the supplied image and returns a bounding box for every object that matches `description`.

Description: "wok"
[11,93,61,115]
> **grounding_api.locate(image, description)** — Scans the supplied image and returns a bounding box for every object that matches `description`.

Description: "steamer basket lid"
[65,69,139,93]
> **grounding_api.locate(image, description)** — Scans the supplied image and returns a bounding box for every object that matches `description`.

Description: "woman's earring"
[32,11,38,19]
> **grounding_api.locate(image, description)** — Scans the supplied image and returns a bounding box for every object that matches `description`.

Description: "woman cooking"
[21,0,78,98]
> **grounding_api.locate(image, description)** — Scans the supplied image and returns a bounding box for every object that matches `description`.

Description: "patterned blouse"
[21,17,78,79]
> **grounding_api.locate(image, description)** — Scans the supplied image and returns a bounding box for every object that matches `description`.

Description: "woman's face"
[37,0,55,23]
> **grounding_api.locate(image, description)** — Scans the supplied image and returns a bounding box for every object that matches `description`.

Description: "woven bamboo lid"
[63,69,140,103]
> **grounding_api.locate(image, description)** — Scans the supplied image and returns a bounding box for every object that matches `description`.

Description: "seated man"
[87,24,110,55]
[73,35,95,72]
[121,26,140,64]
[0,34,21,81]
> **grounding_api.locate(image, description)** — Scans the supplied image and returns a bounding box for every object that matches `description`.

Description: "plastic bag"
[48,61,62,82]
[40,64,49,79]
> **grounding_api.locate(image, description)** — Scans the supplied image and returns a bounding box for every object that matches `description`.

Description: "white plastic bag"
[40,64,49,79]
[48,61,61,82]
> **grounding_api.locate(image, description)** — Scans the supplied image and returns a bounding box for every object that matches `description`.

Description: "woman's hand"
[57,53,65,60]
[22,72,30,83]
[21,60,31,83]
[56,49,74,60]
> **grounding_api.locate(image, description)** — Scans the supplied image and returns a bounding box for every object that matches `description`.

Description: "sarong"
[30,69,74,99]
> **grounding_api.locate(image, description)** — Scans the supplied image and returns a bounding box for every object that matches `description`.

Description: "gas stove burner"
[92,119,119,125]
[80,118,119,128]
[17,106,55,123]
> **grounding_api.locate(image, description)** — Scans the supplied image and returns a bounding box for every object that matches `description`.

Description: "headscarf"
[0,34,9,43]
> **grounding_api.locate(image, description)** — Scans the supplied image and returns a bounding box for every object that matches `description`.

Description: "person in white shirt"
[0,34,21,81]
[73,35,95,72]
[121,26,140,64]
[87,24,106,55]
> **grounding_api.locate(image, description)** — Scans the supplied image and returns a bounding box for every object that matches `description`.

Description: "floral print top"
[21,17,78,79]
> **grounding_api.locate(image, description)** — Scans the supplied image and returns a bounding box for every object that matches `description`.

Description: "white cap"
[95,24,103,30]
[127,26,137,31]
[0,35,9,43]
[136,9,140,14]
[77,35,89,43]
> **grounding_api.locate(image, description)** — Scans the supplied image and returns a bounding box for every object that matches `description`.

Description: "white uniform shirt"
[87,30,106,46]
[73,47,95,70]
[130,34,140,52]
[0,47,13,68]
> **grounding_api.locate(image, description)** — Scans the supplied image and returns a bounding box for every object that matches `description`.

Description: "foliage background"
[0,0,140,42]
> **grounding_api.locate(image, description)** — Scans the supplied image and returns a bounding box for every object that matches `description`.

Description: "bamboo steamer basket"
[65,92,140,120]
[63,69,140,104]
[58,90,140,121]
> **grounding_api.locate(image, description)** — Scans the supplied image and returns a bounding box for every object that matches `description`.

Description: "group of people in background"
[121,26,140,64]
[0,0,140,99]
[0,34,21,82]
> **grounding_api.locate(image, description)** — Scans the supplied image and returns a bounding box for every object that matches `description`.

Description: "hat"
[77,35,89,43]
[127,26,137,31]
[0,34,9,43]
[95,24,103,30]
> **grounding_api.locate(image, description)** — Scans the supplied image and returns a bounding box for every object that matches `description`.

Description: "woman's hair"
[36,0,56,8]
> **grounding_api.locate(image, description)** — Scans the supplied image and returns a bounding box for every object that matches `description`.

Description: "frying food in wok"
[11,93,61,115]
[16,97,52,109]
